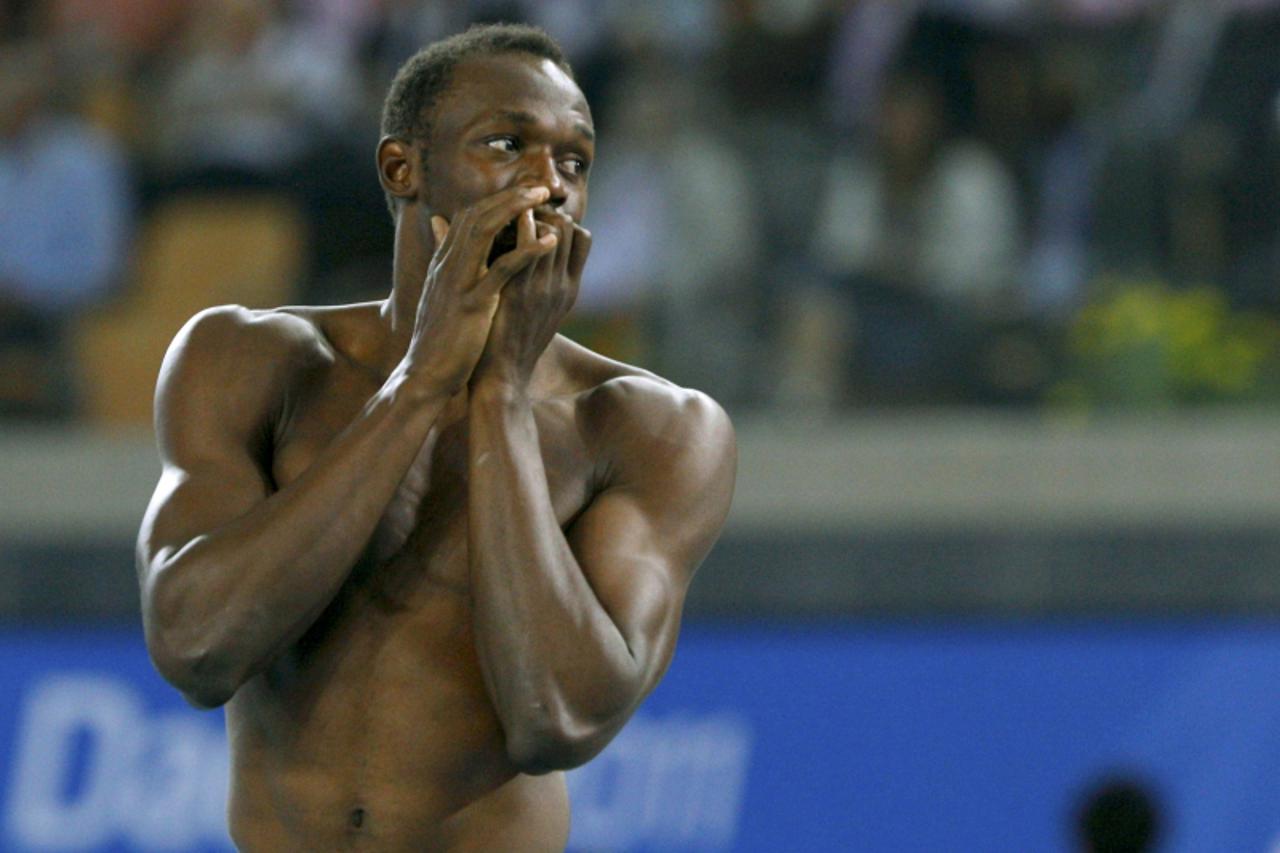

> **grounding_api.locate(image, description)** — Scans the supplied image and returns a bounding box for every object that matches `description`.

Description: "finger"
[559,220,575,280]
[523,237,558,305]
[450,186,552,276]
[539,210,574,281]
[556,222,580,308]
[529,207,571,275]
[442,185,552,279]
[516,208,536,248]
[526,218,557,255]
[477,228,557,293]
[430,215,449,247]
[477,184,550,221]
[536,220,559,260]
[518,221,559,289]
[567,224,592,282]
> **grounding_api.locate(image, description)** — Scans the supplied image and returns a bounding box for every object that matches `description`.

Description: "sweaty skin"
[135,53,736,851]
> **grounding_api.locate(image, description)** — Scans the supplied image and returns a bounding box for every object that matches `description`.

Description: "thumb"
[430,215,449,247]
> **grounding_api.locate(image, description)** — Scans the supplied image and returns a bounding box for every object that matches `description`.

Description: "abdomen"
[224,584,567,849]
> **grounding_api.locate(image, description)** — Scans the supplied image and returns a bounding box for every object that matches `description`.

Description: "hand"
[471,206,591,390]
[403,186,559,394]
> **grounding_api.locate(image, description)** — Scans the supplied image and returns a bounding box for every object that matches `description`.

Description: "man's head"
[377,23,593,233]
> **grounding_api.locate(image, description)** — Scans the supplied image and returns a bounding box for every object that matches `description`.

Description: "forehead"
[432,53,591,137]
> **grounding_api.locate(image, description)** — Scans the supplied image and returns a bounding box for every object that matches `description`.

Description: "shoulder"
[161,303,327,385]
[558,342,735,499]
[591,374,734,452]
[553,336,732,447]
[155,304,329,454]
[560,344,736,561]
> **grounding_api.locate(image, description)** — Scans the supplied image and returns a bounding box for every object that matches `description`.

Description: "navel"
[349,806,366,829]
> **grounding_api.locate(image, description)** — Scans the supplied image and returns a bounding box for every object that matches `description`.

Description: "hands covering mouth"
[488,203,568,266]
[489,218,520,265]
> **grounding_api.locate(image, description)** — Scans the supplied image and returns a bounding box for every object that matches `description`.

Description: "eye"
[486,135,520,153]
[560,157,589,177]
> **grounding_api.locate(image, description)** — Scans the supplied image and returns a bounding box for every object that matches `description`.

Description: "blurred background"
[2,0,1280,850]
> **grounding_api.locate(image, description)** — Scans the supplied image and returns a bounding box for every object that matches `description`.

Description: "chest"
[268,363,597,605]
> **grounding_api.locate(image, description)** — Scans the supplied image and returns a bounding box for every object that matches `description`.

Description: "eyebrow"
[488,109,595,142]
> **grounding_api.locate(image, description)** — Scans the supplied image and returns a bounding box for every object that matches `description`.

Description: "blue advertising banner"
[3,621,1280,852]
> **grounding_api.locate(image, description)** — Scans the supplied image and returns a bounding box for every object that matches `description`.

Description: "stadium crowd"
[1,0,1278,419]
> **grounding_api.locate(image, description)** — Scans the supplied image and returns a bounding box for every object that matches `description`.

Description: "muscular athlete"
[135,24,735,852]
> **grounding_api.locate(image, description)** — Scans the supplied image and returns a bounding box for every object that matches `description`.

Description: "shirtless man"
[135,24,736,851]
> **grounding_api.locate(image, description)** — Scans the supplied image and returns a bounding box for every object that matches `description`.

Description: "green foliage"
[1050,278,1280,408]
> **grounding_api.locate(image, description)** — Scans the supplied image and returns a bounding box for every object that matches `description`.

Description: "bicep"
[137,308,282,577]
[139,456,271,576]
[567,396,736,691]
[566,487,686,688]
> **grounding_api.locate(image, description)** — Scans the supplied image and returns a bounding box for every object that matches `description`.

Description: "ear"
[376,136,419,205]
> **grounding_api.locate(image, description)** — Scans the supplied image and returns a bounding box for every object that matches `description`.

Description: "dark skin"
[136,53,736,851]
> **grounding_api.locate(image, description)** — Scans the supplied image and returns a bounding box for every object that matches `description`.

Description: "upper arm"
[137,306,294,584]
[566,381,737,696]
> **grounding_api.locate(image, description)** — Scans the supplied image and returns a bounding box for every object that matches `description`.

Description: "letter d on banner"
[7,675,143,848]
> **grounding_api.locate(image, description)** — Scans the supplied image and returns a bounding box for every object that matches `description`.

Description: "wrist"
[470,374,531,407]
[389,363,459,408]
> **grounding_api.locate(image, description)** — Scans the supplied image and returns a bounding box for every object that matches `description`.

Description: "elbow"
[145,623,239,710]
[179,681,236,711]
[148,638,238,709]
[502,670,644,773]
[504,713,614,775]
[143,560,241,709]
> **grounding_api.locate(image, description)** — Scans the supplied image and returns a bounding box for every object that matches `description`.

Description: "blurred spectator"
[570,58,758,402]
[1025,51,1096,321]
[647,66,758,402]
[40,0,194,60]
[1201,8,1280,315]
[361,0,466,83]
[795,67,1023,405]
[1,0,1275,415]
[0,40,133,418]
[722,0,835,120]
[824,0,923,134]
[1166,120,1235,287]
[150,0,363,189]
[560,66,665,366]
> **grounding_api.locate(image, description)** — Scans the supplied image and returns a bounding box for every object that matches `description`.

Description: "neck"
[380,211,433,370]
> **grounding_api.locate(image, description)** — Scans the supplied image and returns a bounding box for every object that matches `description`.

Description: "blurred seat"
[73,192,307,426]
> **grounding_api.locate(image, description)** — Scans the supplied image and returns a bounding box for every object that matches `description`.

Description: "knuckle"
[498,186,535,209]
[494,254,526,276]
[482,207,521,231]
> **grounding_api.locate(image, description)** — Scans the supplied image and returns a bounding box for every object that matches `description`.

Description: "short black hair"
[379,23,574,216]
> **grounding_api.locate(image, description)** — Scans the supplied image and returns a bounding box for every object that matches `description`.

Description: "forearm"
[466,381,637,764]
[145,370,450,704]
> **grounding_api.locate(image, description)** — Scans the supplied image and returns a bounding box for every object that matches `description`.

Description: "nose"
[523,149,567,207]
